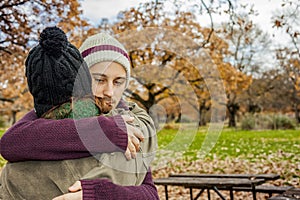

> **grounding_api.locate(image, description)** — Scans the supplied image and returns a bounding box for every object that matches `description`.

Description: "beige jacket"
[0,102,157,200]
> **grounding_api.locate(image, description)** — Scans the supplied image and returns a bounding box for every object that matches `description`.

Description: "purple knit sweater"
[0,111,159,199]
[81,170,159,200]
[0,110,128,162]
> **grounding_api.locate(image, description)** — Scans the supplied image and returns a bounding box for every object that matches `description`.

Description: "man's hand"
[121,115,144,160]
[52,181,82,200]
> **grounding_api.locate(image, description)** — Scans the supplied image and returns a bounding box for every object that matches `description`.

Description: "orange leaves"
[0,0,91,122]
[219,63,252,95]
[274,19,283,28]
[295,77,300,92]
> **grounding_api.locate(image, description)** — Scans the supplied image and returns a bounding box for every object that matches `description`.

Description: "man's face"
[89,61,127,113]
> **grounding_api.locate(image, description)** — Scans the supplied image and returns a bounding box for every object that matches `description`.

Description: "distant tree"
[275,48,300,123]
[272,0,300,56]
[0,0,90,124]
[111,1,232,126]
[272,0,300,123]
[240,69,293,114]
[217,3,271,127]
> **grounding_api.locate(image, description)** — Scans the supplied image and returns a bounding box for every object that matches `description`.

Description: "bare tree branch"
[200,0,214,47]
[0,0,28,10]
[0,46,12,54]
[0,97,14,103]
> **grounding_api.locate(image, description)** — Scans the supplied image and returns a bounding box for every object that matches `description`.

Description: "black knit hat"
[25,26,93,117]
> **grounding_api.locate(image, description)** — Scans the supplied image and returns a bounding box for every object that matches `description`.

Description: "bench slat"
[154,177,265,188]
[169,173,280,180]
[231,185,294,193]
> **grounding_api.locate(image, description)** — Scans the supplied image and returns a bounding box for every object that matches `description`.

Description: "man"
[0,31,158,200]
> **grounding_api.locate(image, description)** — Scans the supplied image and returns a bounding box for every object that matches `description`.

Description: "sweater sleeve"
[0,110,128,162]
[81,169,159,200]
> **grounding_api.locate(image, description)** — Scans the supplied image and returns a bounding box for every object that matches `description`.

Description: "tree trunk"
[227,103,239,127]
[228,110,236,127]
[198,105,207,126]
[199,112,206,126]
[295,104,300,124]
[175,113,181,123]
[11,110,17,125]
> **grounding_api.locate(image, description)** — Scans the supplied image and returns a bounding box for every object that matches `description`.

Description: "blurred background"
[1,2,300,199]
[0,0,299,130]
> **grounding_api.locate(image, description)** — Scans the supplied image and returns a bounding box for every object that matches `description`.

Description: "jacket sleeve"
[0,110,128,162]
[129,102,157,167]
[81,169,159,200]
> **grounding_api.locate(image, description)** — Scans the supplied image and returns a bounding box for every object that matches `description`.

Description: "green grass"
[0,129,4,136]
[157,127,300,161]
[1,127,299,167]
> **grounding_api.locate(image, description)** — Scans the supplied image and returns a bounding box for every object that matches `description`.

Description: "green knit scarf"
[42,98,100,120]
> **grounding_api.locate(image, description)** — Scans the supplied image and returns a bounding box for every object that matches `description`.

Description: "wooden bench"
[230,185,294,197]
[268,187,300,200]
[169,173,280,180]
[154,173,288,200]
[154,176,265,200]
[169,173,289,197]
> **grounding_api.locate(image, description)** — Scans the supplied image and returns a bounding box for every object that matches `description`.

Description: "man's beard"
[94,96,114,114]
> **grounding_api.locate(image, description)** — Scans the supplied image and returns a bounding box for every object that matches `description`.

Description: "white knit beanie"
[79,33,131,87]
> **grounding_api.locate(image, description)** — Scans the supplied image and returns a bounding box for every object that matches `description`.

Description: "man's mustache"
[94,96,116,111]
[94,96,114,103]
[95,96,112,101]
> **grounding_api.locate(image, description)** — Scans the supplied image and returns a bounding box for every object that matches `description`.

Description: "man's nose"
[103,82,114,97]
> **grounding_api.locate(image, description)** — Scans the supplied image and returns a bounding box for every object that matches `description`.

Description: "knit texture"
[25,26,92,117]
[79,33,131,87]
[0,110,128,162]
[42,98,99,120]
[81,170,159,200]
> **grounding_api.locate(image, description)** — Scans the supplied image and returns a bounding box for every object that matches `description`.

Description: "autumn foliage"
[0,0,299,127]
[0,0,91,124]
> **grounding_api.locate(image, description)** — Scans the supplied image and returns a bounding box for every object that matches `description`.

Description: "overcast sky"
[82,0,281,24]
[81,0,149,24]
[81,0,281,33]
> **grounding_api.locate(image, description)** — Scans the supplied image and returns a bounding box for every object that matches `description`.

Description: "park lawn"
[154,127,300,199]
[156,126,300,161]
[0,127,299,168]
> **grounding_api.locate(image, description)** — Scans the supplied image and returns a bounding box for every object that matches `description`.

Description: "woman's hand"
[121,115,144,160]
[52,181,82,200]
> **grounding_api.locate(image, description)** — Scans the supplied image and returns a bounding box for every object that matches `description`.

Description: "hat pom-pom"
[39,26,68,58]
